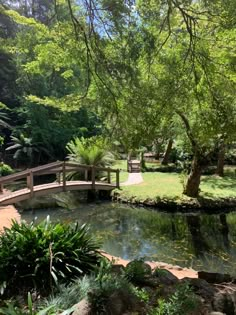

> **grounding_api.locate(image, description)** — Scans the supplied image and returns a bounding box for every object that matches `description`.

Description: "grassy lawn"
[115,160,236,200]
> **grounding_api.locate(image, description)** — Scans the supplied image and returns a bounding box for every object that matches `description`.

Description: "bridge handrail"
[0,161,63,184]
[0,161,120,189]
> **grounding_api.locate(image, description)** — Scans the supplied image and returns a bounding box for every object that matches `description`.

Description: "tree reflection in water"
[21,202,236,275]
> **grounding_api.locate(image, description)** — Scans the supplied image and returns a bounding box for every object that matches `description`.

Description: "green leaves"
[66,136,114,169]
[0,218,101,296]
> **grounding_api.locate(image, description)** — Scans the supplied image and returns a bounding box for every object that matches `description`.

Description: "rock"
[72,299,91,315]
[111,264,125,275]
[198,271,233,284]
[209,312,226,315]
[153,268,179,285]
[92,289,139,315]
[213,292,235,315]
[182,278,216,299]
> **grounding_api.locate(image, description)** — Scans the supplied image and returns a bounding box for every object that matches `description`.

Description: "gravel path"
[121,172,143,186]
[0,205,20,232]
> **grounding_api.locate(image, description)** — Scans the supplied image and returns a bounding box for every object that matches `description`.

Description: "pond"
[21,202,236,275]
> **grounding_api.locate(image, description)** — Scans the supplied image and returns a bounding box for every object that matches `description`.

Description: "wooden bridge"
[0,161,120,206]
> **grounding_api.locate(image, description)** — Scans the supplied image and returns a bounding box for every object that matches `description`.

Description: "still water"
[21,202,236,275]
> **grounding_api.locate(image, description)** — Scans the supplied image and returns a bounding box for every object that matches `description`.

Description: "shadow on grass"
[201,174,236,191]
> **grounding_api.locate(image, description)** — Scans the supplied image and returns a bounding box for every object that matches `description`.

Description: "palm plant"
[0,111,11,129]
[6,134,49,167]
[66,137,114,180]
[67,137,114,166]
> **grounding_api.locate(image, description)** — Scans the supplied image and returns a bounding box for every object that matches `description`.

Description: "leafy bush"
[0,163,13,176]
[43,275,94,313]
[150,283,199,315]
[0,293,56,315]
[66,137,114,180]
[125,259,152,284]
[0,217,101,296]
[88,272,134,314]
[131,287,150,303]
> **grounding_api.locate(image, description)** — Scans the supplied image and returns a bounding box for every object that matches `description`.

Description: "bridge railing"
[0,161,120,195]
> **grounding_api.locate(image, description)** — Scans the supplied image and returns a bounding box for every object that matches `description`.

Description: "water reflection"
[21,203,236,275]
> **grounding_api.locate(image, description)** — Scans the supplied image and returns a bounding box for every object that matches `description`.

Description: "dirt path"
[101,252,198,279]
[121,172,143,186]
[0,205,21,232]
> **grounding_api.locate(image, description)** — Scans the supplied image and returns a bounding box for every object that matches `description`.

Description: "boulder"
[198,271,233,284]
[212,291,235,315]
[72,299,91,315]
[153,268,179,285]
[182,278,216,299]
[111,264,125,276]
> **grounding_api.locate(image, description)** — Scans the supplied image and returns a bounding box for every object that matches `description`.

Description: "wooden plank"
[0,181,117,205]
[65,162,92,169]
[0,170,30,184]
[116,169,120,188]
[27,171,34,197]
[62,162,66,191]
[30,161,63,173]
[91,166,95,190]
[107,168,111,184]
[0,161,63,184]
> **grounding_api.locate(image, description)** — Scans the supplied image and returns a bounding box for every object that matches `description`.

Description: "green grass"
[120,172,183,199]
[116,162,236,200]
[112,160,129,183]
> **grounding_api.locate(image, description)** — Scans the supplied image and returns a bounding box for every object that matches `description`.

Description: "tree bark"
[184,154,204,198]
[216,143,225,177]
[161,139,173,165]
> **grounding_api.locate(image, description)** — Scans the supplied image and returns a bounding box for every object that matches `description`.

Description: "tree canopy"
[0,0,235,196]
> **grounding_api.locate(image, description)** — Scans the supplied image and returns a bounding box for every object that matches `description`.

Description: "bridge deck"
[0,161,120,206]
[0,181,116,206]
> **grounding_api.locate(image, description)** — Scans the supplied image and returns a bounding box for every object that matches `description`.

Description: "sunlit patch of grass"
[201,173,236,198]
[118,169,236,200]
[120,172,183,199]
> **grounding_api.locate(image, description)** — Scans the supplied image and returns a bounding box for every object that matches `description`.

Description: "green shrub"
[0,217,101,296]
[150,283,199,315]
[0,163,13,176]
[43,275,94,313]
[132,287,150,303]
[0,293,56,315]
[87,258,135,314]
[125,259,152,284]
[88,274,133,314]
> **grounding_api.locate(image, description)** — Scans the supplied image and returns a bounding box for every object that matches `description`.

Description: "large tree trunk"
[184,154,204,198]
[216,143,225,177]
[161,139,173,165]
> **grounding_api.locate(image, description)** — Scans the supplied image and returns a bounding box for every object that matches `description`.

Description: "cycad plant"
[66,137,114,180]
[6,134,49,167]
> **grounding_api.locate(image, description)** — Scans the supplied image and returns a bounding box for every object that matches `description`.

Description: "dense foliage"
[0,218,101,296]
[0,0,235,196]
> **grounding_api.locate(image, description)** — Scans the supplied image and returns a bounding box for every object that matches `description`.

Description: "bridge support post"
[116,169,120,189]
[27,171,34,197]
[62,162,66,191]
[91,166,95,190]
[0,184,4,193]
[107,168,111,184]
[85,169,88,181]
